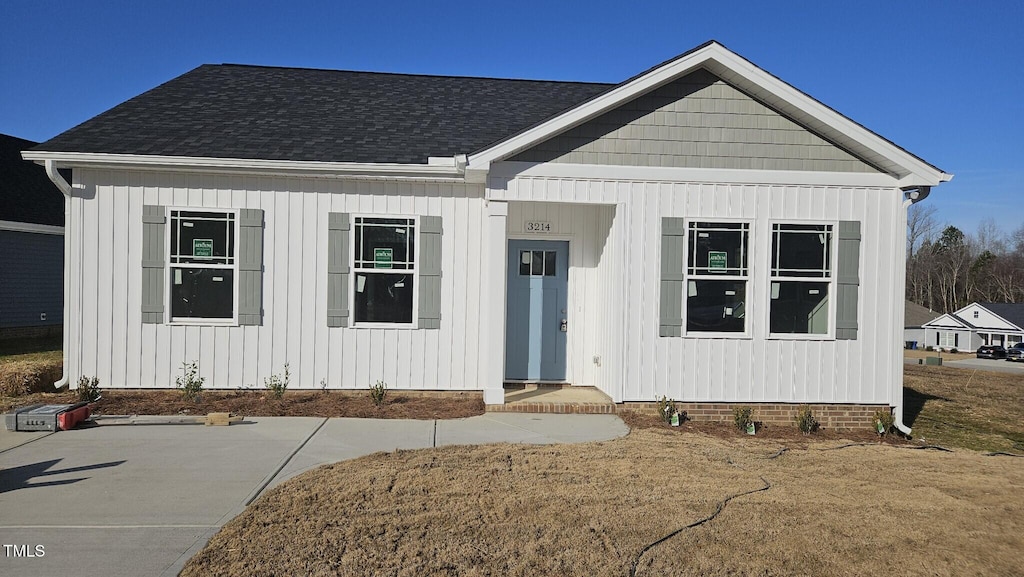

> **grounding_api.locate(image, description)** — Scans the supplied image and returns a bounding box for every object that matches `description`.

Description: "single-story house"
[920,302,1024,351]
[0,133,65,340]
[23,41,952,429]
[903,300,940,349]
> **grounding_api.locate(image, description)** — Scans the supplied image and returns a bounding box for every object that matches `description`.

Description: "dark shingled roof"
[32,64,613,164]
[0,133,64,226]
[905,300,940,328]
[980,303,1024,330]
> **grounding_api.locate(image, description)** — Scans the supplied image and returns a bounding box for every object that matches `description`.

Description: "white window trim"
[350,214,420,329]
[938,331,958,348]
[165,207,240,326]
[682,218,753,339]
[766,220,836,341]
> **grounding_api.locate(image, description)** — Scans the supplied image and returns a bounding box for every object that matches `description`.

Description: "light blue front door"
[505,240,569,381]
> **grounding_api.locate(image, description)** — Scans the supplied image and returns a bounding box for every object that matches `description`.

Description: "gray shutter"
[417,216,442,329]
[836,220,861,340]
[141,205,166,324]
[660,217,686,337]
[237,209,264,326]
[327,213,351,327]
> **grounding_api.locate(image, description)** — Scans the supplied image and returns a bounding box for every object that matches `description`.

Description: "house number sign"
[525,221,552,233]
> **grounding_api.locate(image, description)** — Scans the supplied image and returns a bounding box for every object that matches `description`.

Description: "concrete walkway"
[0,413,627,577]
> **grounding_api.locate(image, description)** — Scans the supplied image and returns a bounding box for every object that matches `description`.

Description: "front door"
[505,240,569,381]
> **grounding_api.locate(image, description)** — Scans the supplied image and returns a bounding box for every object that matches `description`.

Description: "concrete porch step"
[487,384,617,415]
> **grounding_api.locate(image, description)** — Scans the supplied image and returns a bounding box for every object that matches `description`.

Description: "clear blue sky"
[2,0,1021,237]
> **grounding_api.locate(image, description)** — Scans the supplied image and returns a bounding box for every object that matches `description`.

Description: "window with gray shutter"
[835,220,861,340]
[659,217,685,337]
[327,213,351,327]
[237,209,264,325]
[336,214,442,329]
[141,205,166,324]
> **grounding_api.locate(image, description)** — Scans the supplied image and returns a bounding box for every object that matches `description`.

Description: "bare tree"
[973,217,1007,255]
[907,203,939,258]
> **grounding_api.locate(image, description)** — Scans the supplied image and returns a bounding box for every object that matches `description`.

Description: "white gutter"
[893,186,933,435]
[24,151,466,181]
[44,160,73,390]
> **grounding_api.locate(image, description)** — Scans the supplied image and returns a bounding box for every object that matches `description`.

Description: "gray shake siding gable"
[511,69,882,173]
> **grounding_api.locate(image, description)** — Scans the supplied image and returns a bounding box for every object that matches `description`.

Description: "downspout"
[894,186,931,434]
[44,160,73,389]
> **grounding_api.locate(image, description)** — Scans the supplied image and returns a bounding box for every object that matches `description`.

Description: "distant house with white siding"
[0,133,64,340]
[903,300,940,349]
[23,41,952,429]
[920,302,1024,352]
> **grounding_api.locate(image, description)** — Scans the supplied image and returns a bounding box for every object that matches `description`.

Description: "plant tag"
[670,413,680,427]
[746,422,756,435]
[876,420,885,434]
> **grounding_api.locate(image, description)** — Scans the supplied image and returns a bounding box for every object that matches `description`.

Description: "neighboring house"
[23,41,952,429]
[0,133,64,340]
[903,300,940,348]
[920,303,1024,352]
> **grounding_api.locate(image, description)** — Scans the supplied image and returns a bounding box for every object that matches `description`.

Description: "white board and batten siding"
[491,172,905,406]
[67,168,490,392]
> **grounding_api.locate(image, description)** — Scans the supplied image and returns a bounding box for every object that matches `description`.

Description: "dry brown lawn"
[183,425,1024,577]
[904,364,1024,452]
[903,349,974,361]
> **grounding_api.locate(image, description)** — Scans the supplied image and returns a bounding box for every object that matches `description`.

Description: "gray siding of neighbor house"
[510,68,883,173]
[0,230,63,328]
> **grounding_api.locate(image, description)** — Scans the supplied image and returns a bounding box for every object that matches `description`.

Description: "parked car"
[976,345,1007,359]
[1006,344,1024,362]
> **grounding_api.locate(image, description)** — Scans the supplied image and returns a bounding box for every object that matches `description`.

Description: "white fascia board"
[490,161,901,188]
[22,151,465,181]
[468,42,951,187]
[0,219,64,235]
[922,314,970,329]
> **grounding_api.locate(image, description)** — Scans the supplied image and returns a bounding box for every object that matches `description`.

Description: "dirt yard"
[182,426,1024,577]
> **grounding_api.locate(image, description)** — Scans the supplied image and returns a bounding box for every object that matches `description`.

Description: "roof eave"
[20,151,467,181]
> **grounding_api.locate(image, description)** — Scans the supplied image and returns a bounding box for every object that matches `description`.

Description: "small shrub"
[950,348,959,354]
[175,361,205,402]
[319,378,328,394]
[264,362,290,399]
[733,406,753,432]
[657,396,678,424]
[794,405,819,434]
[76,376,101,403]
[873,409,895,436]
[925,346,934,352]
[369,380,388,407]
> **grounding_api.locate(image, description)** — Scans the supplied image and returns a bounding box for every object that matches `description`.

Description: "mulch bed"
[618,410,910,446]
[1,390,485,420]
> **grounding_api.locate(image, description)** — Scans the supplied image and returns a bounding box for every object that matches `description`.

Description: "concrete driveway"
[0,413,628,577]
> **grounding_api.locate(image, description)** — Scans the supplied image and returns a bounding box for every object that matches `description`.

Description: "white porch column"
[481,200,508,404]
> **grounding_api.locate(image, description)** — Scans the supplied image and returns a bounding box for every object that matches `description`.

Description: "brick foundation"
[620,402,889,430]
[487,401,616,415]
